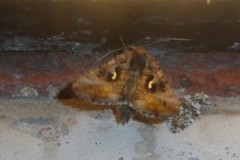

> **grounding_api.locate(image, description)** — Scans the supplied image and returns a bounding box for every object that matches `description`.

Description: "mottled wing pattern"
[72,49,132,106]
[72,47,181,123]
[127,48,181,118]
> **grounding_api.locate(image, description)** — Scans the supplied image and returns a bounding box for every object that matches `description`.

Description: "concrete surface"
[0,97,240,160]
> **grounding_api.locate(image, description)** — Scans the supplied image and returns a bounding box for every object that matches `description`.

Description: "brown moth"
[72,46,183,125]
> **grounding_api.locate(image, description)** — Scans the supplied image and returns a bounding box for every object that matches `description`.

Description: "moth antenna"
[119,35,127,47]
[144,37,191,47]
[96,37,191,62]
[96,36,129,62]
[96,36,130,62]
[96,46,130,62]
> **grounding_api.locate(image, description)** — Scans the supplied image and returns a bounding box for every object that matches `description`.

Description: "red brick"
[0,51,239,97]
[163,52,240,96]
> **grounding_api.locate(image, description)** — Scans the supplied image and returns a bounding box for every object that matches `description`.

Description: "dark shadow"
[57,83,163,125]
[57,83,77,99]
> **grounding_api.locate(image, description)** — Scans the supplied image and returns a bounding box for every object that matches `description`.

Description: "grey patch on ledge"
[13,116,69,142]
[18,86,39,98]
[134,125,160,160]
[88,110,113,121]
[47,84,66,98]
[0,34,101,53]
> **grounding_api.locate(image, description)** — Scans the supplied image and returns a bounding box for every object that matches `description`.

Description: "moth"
[72,46,201,132]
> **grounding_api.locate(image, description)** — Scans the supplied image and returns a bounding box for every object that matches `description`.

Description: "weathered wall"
[1,0,240,51]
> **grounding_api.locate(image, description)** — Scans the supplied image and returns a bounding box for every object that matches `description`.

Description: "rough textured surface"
[1,0,240,51]
[0,97,240,160]
[1,0,240,159]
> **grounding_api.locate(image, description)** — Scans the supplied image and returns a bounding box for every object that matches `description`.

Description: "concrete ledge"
[0,97,240,160]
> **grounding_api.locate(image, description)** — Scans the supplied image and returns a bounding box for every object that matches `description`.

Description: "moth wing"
[72,51,132,106]
[131,56,181,118]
